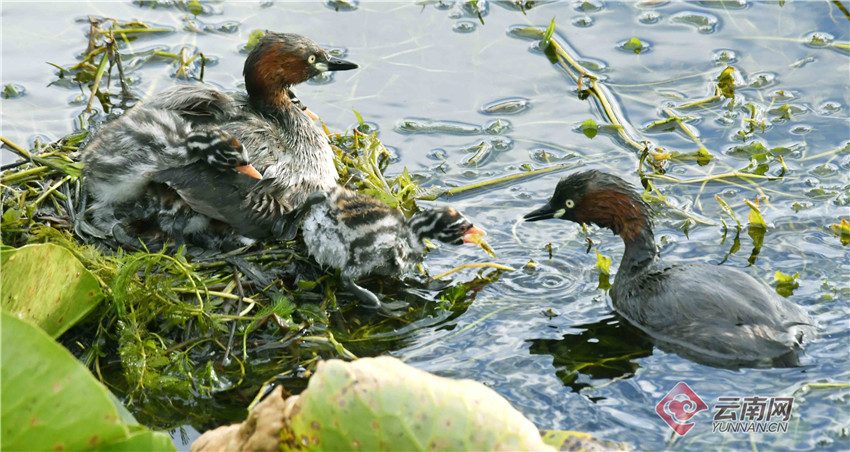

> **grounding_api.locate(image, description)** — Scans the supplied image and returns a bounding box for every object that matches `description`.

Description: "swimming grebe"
[524,170,814,368]
[81,107,261,246]
[142,32,358,209]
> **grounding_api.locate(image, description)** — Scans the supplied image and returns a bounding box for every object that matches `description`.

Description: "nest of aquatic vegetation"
[0,124,502,429]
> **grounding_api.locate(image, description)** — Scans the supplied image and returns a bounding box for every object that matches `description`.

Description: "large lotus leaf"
[540,430,632,451]
[285,357,554,451]
[1,243,103,337]
[97,426,177,452]
[0,311,175,451]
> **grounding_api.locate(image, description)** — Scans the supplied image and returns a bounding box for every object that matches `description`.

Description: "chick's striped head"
[408,207,485,245]
[186,129,248,167]
[185,129,262,180]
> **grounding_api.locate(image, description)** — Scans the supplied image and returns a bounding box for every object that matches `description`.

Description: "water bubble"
[428,149,448,160]
[811,163,838,177]
[804,32,834,47]
[68,93,86,106]
[488,136,513,151]
[395,118,481,135]
[352,121,379,134]
[507,25,547,41]
[696,0,748,9]
[638,11,661,24]
[576,58,608,72]
[484,119,512,135]
[670,11,719,33]
[480,98,530,115]
[453,21,477,33]
[771,90,796,101]
[571,15,594,27]
[216,21,239,33]
[530,148,578,164]
[712,49,737,64]
[618,37,651,54]
[2,83,26,99]
[574,0,603,12]
[818,101,842,115]
[748,72,776,88]
[325,0,358,12]
[790,125,812,135]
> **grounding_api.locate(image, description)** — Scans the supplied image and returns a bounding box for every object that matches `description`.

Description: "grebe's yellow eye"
[308,55,317,64]
[565,199,575,208]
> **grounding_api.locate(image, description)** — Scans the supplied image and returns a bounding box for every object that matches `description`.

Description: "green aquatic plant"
[579,119,598,139]
[622,37,645,54]
[774,271,800,297]
[830,219,850,246]
[47,17,173,119]
[542,16,556,47]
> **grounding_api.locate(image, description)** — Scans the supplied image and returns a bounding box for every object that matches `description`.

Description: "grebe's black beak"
[523,202,558,222]
[325,56,358,72]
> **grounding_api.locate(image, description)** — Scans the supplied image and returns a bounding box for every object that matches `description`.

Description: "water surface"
[2,1,848,450]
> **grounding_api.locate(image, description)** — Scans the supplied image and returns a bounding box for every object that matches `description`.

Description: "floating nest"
[0,120,506,429]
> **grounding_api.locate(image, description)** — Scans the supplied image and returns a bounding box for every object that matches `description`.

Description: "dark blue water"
[2,1,848,450]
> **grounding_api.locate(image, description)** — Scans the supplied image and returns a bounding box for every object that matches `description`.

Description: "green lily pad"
[0,311,175,451]
[1,243,103,337]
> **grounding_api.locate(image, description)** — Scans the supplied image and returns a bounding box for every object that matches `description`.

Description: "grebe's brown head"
[524,170,652,242]
[244,32,357,108]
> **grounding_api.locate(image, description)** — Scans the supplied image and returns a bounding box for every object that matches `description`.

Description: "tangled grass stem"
[431,263,516,281]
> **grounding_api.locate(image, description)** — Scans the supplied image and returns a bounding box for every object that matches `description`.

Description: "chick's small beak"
[325,55,358,72]
[235,164,263,180]
[523,203,556,222]
[462,225,487,244]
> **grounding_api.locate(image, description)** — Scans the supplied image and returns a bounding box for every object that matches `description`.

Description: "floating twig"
[419,162,579,201]
[431,263,515,281]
